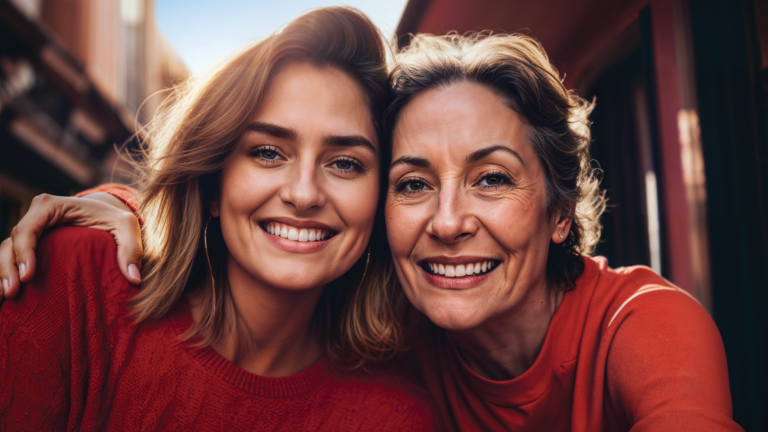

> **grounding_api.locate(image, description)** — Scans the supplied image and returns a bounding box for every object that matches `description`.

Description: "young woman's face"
[217,61,379,291]
[385,81,568,331]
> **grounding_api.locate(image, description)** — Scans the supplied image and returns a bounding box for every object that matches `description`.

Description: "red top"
[0,227,437,431]
[409,257,741,431]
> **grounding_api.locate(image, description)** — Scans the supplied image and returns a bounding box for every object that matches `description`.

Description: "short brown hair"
[133,7,403,367]
[384,33,606,289]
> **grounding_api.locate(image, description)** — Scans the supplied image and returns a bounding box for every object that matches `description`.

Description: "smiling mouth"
[420,260,500,278]
[260,222,337,243]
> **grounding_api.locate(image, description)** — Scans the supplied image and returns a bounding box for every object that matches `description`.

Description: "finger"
[0,237,21,299]
[10,194,62,283]
[111,211,143,285]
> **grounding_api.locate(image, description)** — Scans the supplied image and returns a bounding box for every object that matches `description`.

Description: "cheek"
[218,158,279,221]
[384,199,425,261]
[476,192,551,248]
[329,176,380,233]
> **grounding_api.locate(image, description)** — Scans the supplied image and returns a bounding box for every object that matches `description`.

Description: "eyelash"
[251,146,364,174]
[395,177,431,195]
[477,171,512,188]
[329,156,364,173]
[251,145,282,164]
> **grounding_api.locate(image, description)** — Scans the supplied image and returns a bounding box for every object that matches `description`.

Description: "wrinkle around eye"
[472,178,537,209]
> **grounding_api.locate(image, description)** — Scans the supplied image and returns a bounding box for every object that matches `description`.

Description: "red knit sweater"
[408,257,742,431]
[0,227,437,431]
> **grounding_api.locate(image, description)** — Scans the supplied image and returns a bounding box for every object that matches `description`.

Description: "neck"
[450,278,563,381]
[189,255,325,377]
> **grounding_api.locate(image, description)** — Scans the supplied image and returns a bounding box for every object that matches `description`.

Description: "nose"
[426,186,478,244]
[279,161,326,211]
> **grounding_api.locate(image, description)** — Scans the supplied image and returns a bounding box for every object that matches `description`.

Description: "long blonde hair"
[131,7,404,368]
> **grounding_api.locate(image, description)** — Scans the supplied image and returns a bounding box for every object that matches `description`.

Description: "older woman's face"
[385,81,569,330]
[217,61,379,291]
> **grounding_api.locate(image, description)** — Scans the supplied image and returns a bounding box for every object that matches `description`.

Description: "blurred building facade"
[397,0,767,428]
[0,0,188,237]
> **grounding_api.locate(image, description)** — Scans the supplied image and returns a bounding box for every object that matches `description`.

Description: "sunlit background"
[0,0,766,429]
[156,0,408,74]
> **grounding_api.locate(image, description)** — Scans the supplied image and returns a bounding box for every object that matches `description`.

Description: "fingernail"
[128,264,141,282]
[2,278,8,295]
[19,262,27,279]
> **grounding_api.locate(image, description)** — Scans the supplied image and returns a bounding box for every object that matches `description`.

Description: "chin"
[416,294,488,332]
[260,271,330,291]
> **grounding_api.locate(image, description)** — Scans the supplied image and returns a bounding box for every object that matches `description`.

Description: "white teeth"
[264,224,330,242]
[445,265,455,277]
[427,260,497,277]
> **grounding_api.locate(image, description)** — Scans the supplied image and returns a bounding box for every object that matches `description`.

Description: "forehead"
[254,60,377,144]
[391,81,530,161]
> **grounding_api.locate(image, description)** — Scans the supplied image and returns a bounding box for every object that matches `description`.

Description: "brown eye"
[395,178,430,194]
[479,172,511,188]
[409,180,425,190]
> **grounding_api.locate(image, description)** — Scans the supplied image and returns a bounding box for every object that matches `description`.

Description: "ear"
[551,211,574,245]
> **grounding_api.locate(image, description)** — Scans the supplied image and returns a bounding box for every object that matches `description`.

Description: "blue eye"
[260,149,278,160]
[252,146,281,162]
[331,157,362,172]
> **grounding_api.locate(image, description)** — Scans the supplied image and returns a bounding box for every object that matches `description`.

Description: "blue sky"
[155,0,409,74]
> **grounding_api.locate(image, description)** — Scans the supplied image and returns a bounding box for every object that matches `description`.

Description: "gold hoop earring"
[204,216,216,294]
[359,246,371,286]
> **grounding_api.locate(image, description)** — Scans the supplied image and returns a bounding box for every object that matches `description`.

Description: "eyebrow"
[245,122,299,141]
[390,156,431,169]
[245,122,376,154]
[323,135,377,155]
[466,144,525,166]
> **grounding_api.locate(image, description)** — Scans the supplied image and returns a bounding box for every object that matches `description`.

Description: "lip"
[417,255,500,289]
[419,255,494,265]
[420,266,496,289]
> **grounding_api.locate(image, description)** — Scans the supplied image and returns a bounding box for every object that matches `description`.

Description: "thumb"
[111,212,143,285]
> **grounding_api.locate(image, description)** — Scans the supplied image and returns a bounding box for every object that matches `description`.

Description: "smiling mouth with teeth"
[260,223,336,242]
[421,260,499,278]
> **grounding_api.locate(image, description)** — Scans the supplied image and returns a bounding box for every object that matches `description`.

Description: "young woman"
[0,8,436,431]
[2,32,741,431]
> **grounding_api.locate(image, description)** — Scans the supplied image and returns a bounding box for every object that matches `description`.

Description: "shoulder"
[583,257,698,330]
[39,226,131,293]
[331,364,441,431]
[593,263,740,430]
[6,226,136,325]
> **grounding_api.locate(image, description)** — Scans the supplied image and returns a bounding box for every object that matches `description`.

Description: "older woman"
[0,8,435,431]
[384,34,740,431]
[1,32,740,431]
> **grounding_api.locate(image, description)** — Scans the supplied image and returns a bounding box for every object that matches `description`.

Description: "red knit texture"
[0,227,438,431]
[407,257,742,431]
